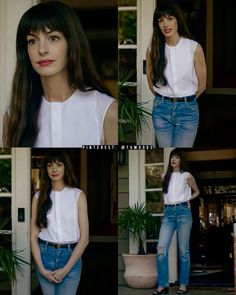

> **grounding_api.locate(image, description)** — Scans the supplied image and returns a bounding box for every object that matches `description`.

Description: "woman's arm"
[104,100,118,145]
[51,191,89,281]
[194,44,207,99]
[187,174,200,200]
[31,195,58,283]
[146,48,156,96]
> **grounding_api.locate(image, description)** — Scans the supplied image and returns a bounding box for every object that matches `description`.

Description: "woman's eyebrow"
[27,30,57,37]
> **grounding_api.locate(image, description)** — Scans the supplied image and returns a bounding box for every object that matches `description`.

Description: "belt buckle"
[172,97,177,103]
[55,244,61,249]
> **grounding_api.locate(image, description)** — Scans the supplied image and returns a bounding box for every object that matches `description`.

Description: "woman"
[31,149,89,295]
[3,1,117,147]
[153,148,199,295]
[146,2,206,147]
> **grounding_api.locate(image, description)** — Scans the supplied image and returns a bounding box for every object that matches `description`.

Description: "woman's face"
[170,154,181,170]
[47,160,65,183]
[26,28,68,79]
[158,15,178,39]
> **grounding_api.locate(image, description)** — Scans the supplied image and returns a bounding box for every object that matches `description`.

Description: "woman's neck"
[51,180,66,191]
[172,167,180,172]
[165,34,181,47]
[41,73,74,102]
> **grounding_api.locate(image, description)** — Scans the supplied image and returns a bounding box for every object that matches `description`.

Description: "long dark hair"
[162,148,189,194]
[36,149,79,228]
[150,1,191,86]
[4,1,111,147]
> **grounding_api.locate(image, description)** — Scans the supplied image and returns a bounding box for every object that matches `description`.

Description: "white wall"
[0,0,38,145]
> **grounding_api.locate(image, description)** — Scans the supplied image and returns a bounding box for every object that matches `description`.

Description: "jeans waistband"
[164,201,189,207]
[155,93,195,102]
[38,238,77,249]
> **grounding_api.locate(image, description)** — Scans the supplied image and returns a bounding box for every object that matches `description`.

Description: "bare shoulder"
[194,43,205,58]
[105,100,118,119]
[78,190,87,205]
[104,100,118,145]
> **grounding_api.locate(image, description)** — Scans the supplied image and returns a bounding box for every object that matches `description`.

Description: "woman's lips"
[51,174,59,177]
[37,60,54,67]
[164,29,171,34]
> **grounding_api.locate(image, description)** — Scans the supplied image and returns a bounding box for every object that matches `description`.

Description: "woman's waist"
[38,237,78,249]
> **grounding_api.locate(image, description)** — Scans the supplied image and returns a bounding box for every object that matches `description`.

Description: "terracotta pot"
[122,254,157,288]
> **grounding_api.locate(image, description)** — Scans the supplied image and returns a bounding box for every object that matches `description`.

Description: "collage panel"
[118,148,236,295]
[0,148,117,295]
[0,0,118,148]
[118,0,236,147]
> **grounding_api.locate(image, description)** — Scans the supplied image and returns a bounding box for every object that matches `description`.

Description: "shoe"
[176,286,188,294]
[152,287,169,295]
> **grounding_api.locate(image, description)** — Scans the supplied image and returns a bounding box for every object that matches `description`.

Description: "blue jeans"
[157,204,192,288]
[152,95,199,147]
[36,243,82,295]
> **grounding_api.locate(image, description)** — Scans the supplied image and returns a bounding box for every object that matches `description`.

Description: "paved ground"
[118,286,236,295]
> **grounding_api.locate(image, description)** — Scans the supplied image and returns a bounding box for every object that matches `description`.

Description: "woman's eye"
[49,35,60,42]
[27,39,37,45]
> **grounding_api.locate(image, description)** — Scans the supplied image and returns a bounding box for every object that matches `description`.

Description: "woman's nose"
[38,39,49,55]
[163,19,168,27]
[52,164,57,172]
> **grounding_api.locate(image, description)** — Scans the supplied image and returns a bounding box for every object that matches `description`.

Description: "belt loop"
[45,241,48,250]
[184,97,187,103]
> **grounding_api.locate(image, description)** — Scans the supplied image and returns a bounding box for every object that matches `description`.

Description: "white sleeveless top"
[164,172,191,204]
[35,187,81,243]
[34,89,114,147]
[153,37,198,97]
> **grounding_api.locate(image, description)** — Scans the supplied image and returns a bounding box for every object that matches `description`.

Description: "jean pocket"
[185,99,198,111]
[153,96,163,109]
[39,243,47,254]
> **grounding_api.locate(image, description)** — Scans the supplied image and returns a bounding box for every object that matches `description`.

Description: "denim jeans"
[152,95,199,147]
[157,203,192,288]
[36,243,82,295]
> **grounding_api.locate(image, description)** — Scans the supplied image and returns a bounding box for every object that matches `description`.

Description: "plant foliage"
[118,202,156,254]
[118,67,151,142]
[0,218,30,283]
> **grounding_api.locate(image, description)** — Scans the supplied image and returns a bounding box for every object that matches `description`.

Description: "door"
[0,148,31,295]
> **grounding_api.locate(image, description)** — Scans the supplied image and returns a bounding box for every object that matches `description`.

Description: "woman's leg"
[176,205,193,287]
[172,99,199,147]
[36,244,56,295]
[157,206,177,288]
[152,96,174,147]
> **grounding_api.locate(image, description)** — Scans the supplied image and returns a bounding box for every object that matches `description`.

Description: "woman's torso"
[153,37,198,97]
[164,171,191,204]
[34,89,114,147]
[35,186,81,243]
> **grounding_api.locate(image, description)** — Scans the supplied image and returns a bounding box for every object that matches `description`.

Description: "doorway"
[0,148,31,295]
[30,149,117,295]
[186,149,236,286]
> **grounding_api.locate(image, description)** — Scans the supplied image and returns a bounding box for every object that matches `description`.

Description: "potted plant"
[118,202,157,288]
[0,218,30,284]
[118,67,152,143]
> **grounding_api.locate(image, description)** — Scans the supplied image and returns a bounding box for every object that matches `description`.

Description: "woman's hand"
[39,267,65,283]
[50,267,69,283]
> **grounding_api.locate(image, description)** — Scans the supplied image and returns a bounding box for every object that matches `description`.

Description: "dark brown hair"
[150,1,191,86]
[4,1,111,147]
[162,148,189,194]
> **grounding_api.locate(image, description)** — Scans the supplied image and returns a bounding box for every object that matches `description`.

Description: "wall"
[118,155,129,285]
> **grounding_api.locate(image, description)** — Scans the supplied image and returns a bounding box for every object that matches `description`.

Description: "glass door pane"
[0,151,12,294]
